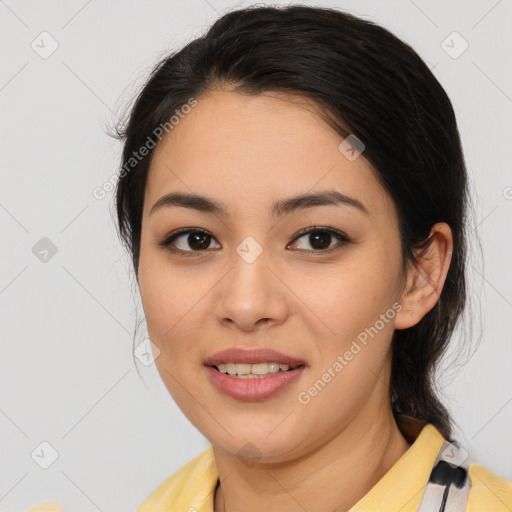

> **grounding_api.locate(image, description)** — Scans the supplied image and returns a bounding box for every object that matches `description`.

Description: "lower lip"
[205,365,306,400]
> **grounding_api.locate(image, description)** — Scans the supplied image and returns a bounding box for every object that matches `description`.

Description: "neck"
[213,406,412,512]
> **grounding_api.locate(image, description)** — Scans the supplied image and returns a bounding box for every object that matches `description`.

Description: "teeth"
[217,362,294,376]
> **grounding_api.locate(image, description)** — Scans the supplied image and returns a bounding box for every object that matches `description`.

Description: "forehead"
[143,90,394,221]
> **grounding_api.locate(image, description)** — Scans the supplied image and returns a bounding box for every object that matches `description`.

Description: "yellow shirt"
[137,418,512,512]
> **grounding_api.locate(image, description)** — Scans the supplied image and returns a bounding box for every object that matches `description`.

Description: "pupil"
[310,232,330,250]
[189,232,210,250]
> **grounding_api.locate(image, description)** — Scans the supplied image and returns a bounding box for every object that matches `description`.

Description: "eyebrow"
[149,190,369,218]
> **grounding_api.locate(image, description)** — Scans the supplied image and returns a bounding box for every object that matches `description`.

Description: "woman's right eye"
[158,228,220,255]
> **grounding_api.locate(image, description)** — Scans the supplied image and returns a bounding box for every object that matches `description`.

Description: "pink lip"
[206,365,306,400]
[203,347,307,367]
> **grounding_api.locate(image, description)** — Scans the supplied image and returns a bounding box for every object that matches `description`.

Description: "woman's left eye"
[289,227,350,253]
[158,227,350,256]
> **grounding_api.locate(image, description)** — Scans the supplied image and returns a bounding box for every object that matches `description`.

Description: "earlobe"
[394,223,453,330]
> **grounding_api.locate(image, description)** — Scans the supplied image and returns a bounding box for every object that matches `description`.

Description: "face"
[138,90,406,462]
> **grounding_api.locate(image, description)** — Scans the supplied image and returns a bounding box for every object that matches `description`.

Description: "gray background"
[1,0,511,510]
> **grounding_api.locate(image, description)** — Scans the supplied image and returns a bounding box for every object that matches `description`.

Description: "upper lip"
[204,348,307,367]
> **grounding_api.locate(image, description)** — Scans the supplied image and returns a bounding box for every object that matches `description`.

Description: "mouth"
[205,363,307,400]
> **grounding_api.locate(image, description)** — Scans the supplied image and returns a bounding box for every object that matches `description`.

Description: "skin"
[137,89,453,512]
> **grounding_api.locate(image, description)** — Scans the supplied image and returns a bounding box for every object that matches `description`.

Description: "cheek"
[288,243,401,409]
[291,257,399,424]
[139,241,192,330]
[137,246,216,366]
[293,248,400,339]
[138,245,182,356]
[137,251,209,411]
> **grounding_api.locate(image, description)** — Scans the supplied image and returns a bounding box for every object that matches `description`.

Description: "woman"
[112,5,511,511]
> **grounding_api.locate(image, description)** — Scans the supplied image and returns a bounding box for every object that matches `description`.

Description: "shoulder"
[137,445,218,512]
[467,463,512,511]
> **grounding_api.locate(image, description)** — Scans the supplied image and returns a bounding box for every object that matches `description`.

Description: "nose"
[214,248,289,332]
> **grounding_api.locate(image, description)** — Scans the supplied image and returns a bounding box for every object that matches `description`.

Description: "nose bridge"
[239,240,268,285]
[228,234,272,305]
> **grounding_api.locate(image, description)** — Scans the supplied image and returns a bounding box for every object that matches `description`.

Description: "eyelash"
[157,226,350,257]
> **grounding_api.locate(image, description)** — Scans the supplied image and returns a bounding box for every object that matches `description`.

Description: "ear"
[394,222,453,330]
